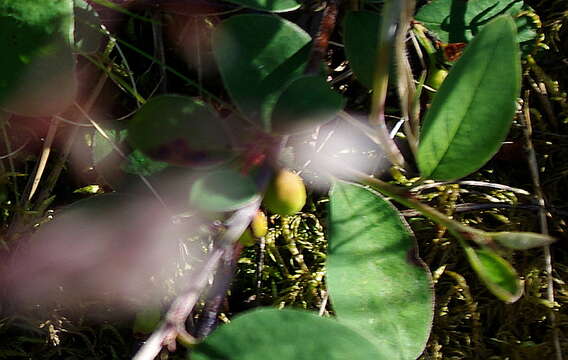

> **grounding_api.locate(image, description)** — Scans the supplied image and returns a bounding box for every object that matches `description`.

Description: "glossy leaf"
[270,75,344,134]
[189,167,260,213]
[212,14,311,130]
[343,11,381,89]
[127,95,232,168]
[417,16,521,180]
[223,0,300,12]
[327,181,433,359]
[464,246,523,303]
[0,0,77,116]
[415,0,537,54]
[192,308,383,360]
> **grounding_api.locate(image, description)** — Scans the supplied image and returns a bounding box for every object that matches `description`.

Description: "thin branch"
[0,112,19,206]
[411,180,531,196]
[0,130,29,160]
[31,67,107,213]
[305,0,341,75]
[369,0,407,168]
[27,117,59,201]
[133,246,226,360]
[400,202,550,218]
[520,92,562,360]
[394,0,419,155]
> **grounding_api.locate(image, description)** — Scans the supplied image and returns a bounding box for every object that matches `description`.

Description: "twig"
[194,243,243,339]
[0,112,19,206]
[520,92,562,360]
[133,246,226,360]
[411,180,531,196]
[7,68,108,240]
[27,117,59,201]
[318,291,329,316]
[32,69,108,210]
[305,0,341,75]
[0,131,30,160]
[151,11,168,94]
[255,235,266,303]
[394,0,419,155]
[134,165,274,358]
[369,0,407,168]
[400,202,546,217]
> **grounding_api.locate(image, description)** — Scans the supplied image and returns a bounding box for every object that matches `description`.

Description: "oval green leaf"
[223,0,300,12]
[415,0,537,54]
[0,0,77,116]
[212,14,311,130]
[343,11,381,89]
[417,15,521,181]
[327,181,434,359]
[192,308,383,360]
[189,166,260,213]
[464,246,523,303]
[270,75,344,134]
[127,95,233,168]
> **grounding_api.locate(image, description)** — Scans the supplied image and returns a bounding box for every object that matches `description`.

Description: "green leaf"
[189,167,260,213]
[192,308,383,360]
[417,15,521,180]
[343,11,381,89]
[92,127,168,178]
[489,231,556,250]
[212,14,311,130]
[0,0,77,116]
[122,150,169,177]
[127,95,233,168]
[270,75,344,134]
[223,0,300,12]
[415,0,537,54]
[464,246,523,303]
[92,128,127,166]
[327,181,433,360]
[74,0,103,54]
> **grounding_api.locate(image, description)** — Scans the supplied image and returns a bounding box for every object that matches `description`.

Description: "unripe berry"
[251,210,268,238]
[263,169,306,216]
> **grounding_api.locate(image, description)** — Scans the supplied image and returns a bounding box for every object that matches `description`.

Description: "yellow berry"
[263,169,306,216]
